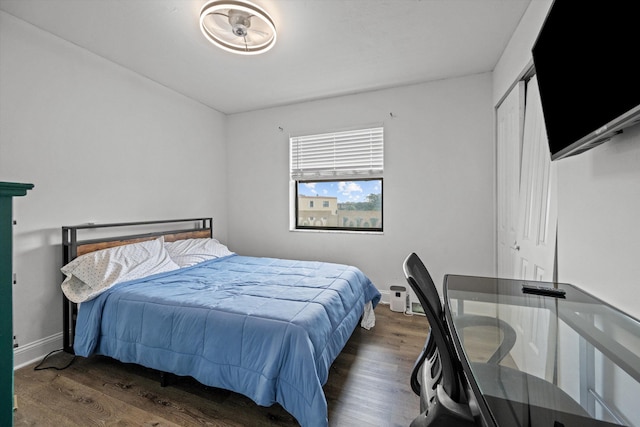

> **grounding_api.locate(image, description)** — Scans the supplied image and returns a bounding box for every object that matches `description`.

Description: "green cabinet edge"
[1,181,33,427]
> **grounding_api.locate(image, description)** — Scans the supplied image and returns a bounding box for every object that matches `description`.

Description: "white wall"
[556,129,640,319]
[0,12,228,365]
[492,0,552,105]
[493,0,640,320]
[226,74,497,301]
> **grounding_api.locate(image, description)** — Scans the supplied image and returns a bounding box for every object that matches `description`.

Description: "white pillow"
[164,238,234,267]
[61,236,179,303]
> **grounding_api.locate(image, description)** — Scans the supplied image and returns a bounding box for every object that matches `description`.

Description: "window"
[290,127,383,232]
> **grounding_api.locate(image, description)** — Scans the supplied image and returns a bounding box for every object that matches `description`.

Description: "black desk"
[444,275,640,427]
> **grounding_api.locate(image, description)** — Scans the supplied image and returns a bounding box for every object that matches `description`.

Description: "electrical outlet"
[13,335,18,348]
[13,273,17,285]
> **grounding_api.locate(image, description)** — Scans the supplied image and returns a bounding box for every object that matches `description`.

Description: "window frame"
[294,178,383,232]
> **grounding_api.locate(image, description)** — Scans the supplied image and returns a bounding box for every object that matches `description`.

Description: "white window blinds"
[290,127,384,180]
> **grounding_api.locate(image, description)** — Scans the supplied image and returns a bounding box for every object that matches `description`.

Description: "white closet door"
[514,75,558,282]
[496,81,525,279]
[509,75,558,381]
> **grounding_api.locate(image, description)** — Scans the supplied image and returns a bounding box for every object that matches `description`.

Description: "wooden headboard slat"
[76,229,211,257]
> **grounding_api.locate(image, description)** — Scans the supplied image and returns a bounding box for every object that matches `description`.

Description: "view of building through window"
[296,179,382,231]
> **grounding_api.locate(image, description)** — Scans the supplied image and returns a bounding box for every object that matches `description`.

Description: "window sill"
[289,228,384,236]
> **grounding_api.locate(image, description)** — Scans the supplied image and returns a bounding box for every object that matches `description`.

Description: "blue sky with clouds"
[298,180,381,203]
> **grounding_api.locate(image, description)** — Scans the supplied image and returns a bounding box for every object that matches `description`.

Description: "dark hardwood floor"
[14,305,428,426]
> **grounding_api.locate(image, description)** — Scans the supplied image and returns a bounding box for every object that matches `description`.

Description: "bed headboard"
[61,217,212,353]
[62,217,212,264]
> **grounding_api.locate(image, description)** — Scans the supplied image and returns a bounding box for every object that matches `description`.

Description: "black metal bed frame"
[61,217,212,354]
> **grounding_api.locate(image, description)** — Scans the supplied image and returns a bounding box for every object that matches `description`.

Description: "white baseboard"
[13,332,64,370]
[379,289,390,304]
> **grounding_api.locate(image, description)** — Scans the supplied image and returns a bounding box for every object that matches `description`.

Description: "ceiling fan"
[199,0,277,55]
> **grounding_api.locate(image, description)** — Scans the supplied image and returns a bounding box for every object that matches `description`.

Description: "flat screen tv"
[532,1,640,160]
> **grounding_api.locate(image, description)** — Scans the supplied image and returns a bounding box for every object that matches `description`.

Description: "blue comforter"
[74,255,381,427]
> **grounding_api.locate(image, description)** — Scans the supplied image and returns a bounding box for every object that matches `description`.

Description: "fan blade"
[203,14,229,31]
[203,14,240,42]
[248,29,269,37]
[245,30,270,45]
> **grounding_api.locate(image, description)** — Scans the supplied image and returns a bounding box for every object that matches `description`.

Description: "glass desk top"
[444,275,640,427]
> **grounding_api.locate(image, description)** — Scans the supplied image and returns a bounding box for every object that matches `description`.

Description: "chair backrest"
[403,252,461,402]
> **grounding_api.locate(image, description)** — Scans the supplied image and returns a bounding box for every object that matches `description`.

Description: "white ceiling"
[0,0,531,115]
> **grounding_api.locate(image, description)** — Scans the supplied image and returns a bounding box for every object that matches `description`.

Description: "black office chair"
[404,252,517,397]
[403,253,478,426]
[403,252,591,427]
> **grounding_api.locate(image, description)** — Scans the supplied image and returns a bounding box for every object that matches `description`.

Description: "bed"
[60,218,381,427]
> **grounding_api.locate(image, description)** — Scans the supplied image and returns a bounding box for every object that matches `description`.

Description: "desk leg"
[579,329,596,416]
[457,300,464,316]
[456,300,465,347]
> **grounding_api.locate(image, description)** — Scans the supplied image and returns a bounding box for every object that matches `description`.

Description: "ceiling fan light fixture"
[199,0,276,55]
